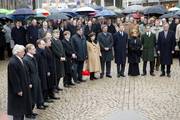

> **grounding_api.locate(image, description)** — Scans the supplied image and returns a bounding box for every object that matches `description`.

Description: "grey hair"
[12,44,25,55]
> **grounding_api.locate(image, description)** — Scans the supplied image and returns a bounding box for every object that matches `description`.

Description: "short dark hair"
[36,39,44,46]
[76,26,82,32]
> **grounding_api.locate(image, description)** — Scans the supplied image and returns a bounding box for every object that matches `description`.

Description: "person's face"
[32,20,37,26]
[46,39,51,47]
[43,22,48,28]
[38,41,46,49]
[88,21,92,26]
[108,19,111,24]
[45,33,52,39]
[163,24,169,31]
[175,19,179,24]
[119,26,124,32]
[29,46,36,55]
[17,50,25,58]
[90,35,96,41]
[54,32,60,39]
[146,27,151,32]
[77,28,83,36]
[65,33,71,40]
[102,26,108,32]
[155,20,160,26]
[16,22,21,27]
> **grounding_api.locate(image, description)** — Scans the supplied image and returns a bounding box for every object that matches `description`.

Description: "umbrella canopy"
[75,6,96,12]
[168,7,180,11]
[35,8,50,16]
[47,13,69,20]
[96,9,117,17]
[59,8,79,17]
[159,12,175,19]
[12,8,35,16]
[88,5,104,11]
[122,5,144,14]
[0,9,9,14]
[144,5,167,15]
[175,11,180,16]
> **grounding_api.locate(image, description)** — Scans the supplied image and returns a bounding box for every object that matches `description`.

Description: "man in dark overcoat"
[8,45,32,120]
[97,25,113,78]
[113,25,128,77]
[141,25,156,76]
[23,44,44,113]
[11,21,27,46]
[157,23,176,77]
[71,27,88,82]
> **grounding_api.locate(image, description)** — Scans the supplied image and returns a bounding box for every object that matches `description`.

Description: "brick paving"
[1,59,180,120]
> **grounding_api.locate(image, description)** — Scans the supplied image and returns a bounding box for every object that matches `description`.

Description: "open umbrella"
[175,11,180,16]
[168,7,180,12]
[88,5,104,11]
[96,9,117,17]
[122,5,144,14]
[144,5,167,15]
[159,12,175,19]
[59,8,79,17]
[0,9,9,14]
[47,13,69,20]
[35,8,50,16]
[12,8,35,16]
[75,6,96,13]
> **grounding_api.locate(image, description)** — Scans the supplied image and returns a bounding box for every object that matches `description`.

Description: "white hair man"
[8,44,32,120]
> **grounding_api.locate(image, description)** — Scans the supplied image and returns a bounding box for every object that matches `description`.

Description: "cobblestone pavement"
[1,59,180,120]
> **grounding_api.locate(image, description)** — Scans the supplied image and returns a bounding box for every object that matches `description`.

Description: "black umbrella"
[47,13,69,20]
[12,8,35,16]
[175,10,180,16]
[144,5,167,15]
[159,12,174,19]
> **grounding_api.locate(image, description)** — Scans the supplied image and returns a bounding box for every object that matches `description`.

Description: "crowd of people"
[1,16,179,120]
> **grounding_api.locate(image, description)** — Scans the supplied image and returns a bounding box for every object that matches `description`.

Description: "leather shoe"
[69,83,75,86]
[150,73,155,76]
[57,87,63,91]
[79,80,86,82]
[100,74,104,79]
[50,96,60,100]
[106,75,112,78]
[75,81,81,84]
[141,73,146,76]
[160,73,165,77]
[120,74,126,77]
[32,113,38,116]
[26,114,36,119]
[167,74,171,77]
[117,74,120,78]
[37,105,46,110]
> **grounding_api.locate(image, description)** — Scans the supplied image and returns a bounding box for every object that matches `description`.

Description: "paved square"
[1,59,180,120]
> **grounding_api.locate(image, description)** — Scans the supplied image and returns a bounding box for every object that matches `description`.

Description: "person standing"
[0,24,6,60]
[141,26,156,76]
[51,29,66,90]
[62,31,77,86]
[38,21,52,39]
[157,23,176,77]
[128,29,142,76]
[23,44,45,114]
[11,21,27,46]
[87,32,101,80]
[113,25,128,77]
[97,25,113,78]
[71,27,87,82]
[27,19,39,45]
[7,45,32,120]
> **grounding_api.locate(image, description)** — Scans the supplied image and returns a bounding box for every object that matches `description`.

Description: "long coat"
[8,55,32,116]
[23,54,44,105]
[27,25,39,45]
[45,47,57,88]
[62,39,76,74]
[108,24,116,35]
[11,27,27,45]
[113,32,128,64]
[71,33,88,61]
[128,38,142,63]
[97,32,113,61]
[157,31,176,65]
[87,41,101,72]
[35,48,48,91]
[51,38,65,78]
[141,33,156,62]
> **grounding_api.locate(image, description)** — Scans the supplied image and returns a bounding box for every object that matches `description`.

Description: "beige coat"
[176,24,180,41]
[87,41,101,72]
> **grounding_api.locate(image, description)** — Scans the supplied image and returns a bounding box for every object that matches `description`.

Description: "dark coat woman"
[23,54,44,107]
[8,55,32,117]
[128,37,142,76]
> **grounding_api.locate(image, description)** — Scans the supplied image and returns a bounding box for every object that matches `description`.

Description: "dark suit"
[71,33,87,81]
[157,30,176,74]
[27,25,39,45]
[62,39,77,84]
[23,54,44,107]
[113,31,128,75]
[38,28,52,39]
[11,26,27,46]
[97,32,113,76]
[8,55,32,120]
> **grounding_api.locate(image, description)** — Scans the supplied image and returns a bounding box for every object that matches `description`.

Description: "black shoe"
[69,83,75,86]
[26,114,36,119]
[64,84,71,88]
[49,96,60,100]
[93,76,98,79]
[141,73,146,76]
[79,79,86,82]
[167,74,171,77]
[100,74,104,79]
[37,105,46,110]
[45,99,54,103]
[90,77,94,80]
[75,81,81,84]
[117,74,120,78]
[150,73,155,76]
[106,75,112,78]
[120,74,126,77]
[57,87,63,91]
[32,113,38,116]
[53,89,59,93]
[160,73,165,77]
